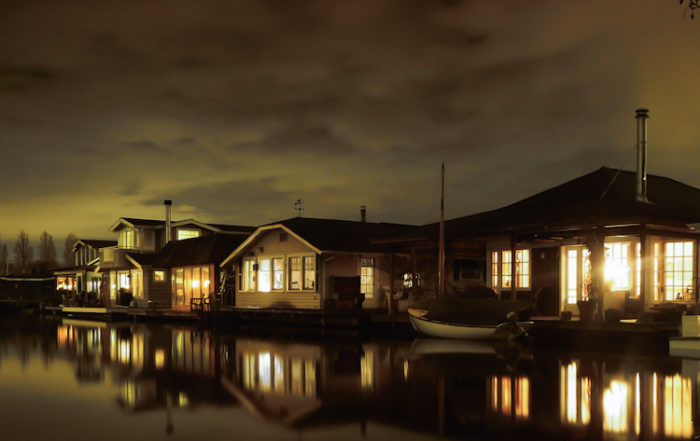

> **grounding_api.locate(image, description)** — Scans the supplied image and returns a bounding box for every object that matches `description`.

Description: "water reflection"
[1,316,700,440]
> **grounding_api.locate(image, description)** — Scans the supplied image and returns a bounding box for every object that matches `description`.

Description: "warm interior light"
[192,280,200,288]
[603,380,629,434]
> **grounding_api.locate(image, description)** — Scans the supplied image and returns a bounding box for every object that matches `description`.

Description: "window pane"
[273,258,284,290]
[259,259,271,292]
[303,256,315,290]
[289,257,301,290]
[360,258,375,298]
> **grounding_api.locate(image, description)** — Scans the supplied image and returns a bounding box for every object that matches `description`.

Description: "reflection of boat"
[409,338,496,356]
[408,295,534,340]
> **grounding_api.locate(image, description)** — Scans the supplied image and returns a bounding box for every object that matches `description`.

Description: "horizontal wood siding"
[147,271,172,308]
[236,292,321,309]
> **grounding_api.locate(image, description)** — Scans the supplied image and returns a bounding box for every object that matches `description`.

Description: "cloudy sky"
[1,0,699,251]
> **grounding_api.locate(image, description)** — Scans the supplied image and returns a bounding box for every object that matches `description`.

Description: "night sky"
[1,0,699,247]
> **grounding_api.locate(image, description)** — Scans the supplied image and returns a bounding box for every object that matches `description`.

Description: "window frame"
[490,249,531,290]
[360,257,375,299]
[287,254,317,292]
[240,258,257,292]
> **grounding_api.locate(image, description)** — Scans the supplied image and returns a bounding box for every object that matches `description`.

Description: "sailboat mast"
[439,162,445,297]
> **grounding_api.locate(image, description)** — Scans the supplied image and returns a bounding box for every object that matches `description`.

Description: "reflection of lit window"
[361,351,374,390]
[501,377,512,416]
[403,359,409,380]
[258,352,271,392]
[57,325,68,346]
[155,349,165,369]
[274,355,284,392]
[581,377,591,425]
[663,374,692,439]
[291,359,303,396]
[119,340,131,364]
[121,381,136,406]
[515,377,529,418]
[178,392,188,407]
[242,352,256,390]
[603,380,628,434]
[305,360,316,397]
[110,329,117,361]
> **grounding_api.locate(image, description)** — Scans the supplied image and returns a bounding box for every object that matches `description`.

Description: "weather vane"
[294,199,304,217]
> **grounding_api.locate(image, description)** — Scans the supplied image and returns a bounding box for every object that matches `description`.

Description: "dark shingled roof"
[155,234,250,267]
[78,239,117,248]
[428,167,700,238]
[121,217,166,227]
[207,223,256,233]
[126,253,157,266]
[266,217,421,252]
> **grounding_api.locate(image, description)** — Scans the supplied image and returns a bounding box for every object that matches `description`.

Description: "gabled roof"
[430,167,700,238]
[155,234,250,268]
[73,239,117,251]
[126,253,157,269]
[221,217,420,266]
[207,223,256,234]
[109,217,165,232]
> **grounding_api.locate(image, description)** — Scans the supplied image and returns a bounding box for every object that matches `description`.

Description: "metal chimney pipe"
[360,205,366,223]
[164,200,172,242]
[635,108,649,203]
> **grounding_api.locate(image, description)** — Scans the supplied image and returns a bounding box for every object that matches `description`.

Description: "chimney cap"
[635,108,649,118]
[164,199,172,205]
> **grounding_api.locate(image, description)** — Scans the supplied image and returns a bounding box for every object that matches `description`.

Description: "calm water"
[0,314,697,441]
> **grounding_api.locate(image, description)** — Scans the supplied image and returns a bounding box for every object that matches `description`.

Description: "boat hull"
[409,312,497,339]
[408,308,533,340]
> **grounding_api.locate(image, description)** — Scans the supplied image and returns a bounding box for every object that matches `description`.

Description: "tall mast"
[439,162,445,297]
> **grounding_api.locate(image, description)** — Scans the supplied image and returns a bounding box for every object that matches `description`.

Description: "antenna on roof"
[294,199,304,218]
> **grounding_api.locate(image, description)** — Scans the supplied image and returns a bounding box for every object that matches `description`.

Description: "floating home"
[220,216,421,310]
[98,201,253,308]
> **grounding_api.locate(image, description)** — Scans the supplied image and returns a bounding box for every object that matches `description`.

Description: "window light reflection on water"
[5,318,700,440]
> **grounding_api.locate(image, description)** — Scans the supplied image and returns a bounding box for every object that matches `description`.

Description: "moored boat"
[408,293,535,340]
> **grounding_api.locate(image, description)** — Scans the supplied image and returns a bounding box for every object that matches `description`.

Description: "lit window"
[502,251,512,288]
[516,250,530,288]
[664,241,694,301]
[120,229,137,249]
[360,258,375,298]
[258,259,271,292]
[241,259,256,291]
[403,272,421,289]
[303,256,316,290]
[491,251,499,288]
[118,271,130,290]
[154,270,165,282]
[567,250,578,305]
[273,258,284,290]
[177,229,200,241]
[605,242,631,291]
[497,250,530,289]
[289,257,301,290]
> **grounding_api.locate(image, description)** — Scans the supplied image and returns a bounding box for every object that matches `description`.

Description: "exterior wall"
[235,229,321,310]
[100,247,129,270]
[146,269,171,308]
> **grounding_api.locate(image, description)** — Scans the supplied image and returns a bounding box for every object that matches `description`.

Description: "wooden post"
[510,233,517,300]
[388,253,395,314]
[411,246,417,301]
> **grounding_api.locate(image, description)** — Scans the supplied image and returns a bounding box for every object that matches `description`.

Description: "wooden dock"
[530,317,679,354]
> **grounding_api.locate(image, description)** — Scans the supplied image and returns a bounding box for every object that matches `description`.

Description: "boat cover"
[424,295,534,326]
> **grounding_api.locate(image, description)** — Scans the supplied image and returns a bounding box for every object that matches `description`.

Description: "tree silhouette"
[38,231,57,267]
[14,231,33,274]
[63,233,77,266]
[0,239,7,275]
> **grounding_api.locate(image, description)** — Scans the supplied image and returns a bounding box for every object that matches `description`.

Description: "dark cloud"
[0,65,60,91]
[120,140,169,154]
